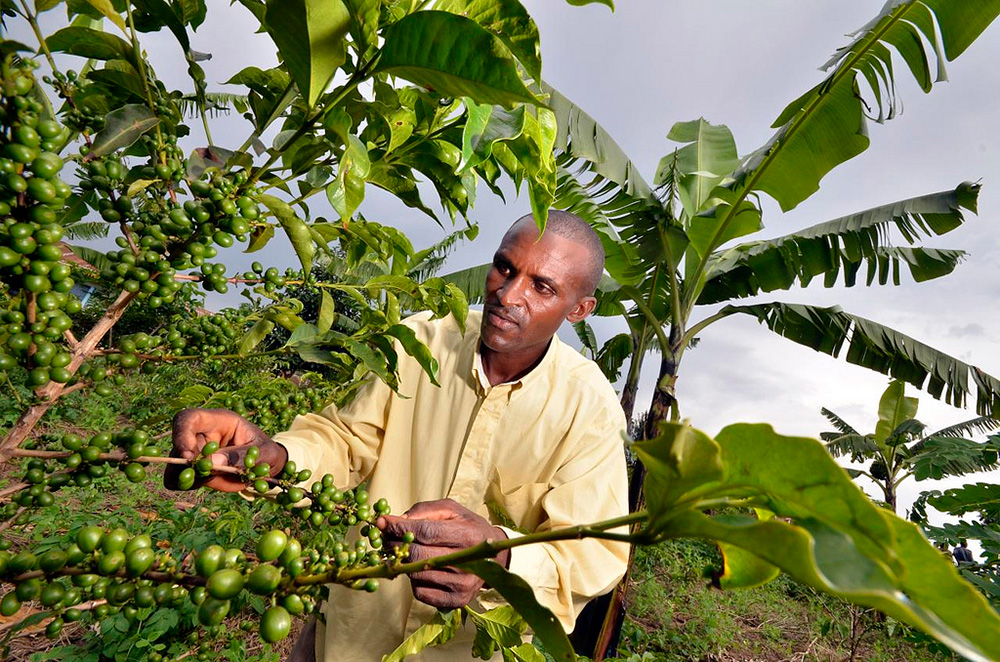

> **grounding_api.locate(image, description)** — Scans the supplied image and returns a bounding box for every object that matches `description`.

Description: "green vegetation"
[2,1,1000,660]
[618,539,954,662]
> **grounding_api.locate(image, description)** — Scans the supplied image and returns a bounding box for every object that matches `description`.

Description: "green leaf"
[34,0,63,12]
[57,191,94,227]
[317,290,335,333]
[377,11,538,107]
[343,0,379,56]
[246,224,275,253]
[571,320,598,356]
[593,332,631,382]
[632,422,723,538]
[46,26,135,65]
[909,436,1000,481]
[735,2,1000,213]
[564,0,613,9]
[659,118,739,217]
[87,104,160,159]
[286,322,320,346]
[385,324,439,386]
[82,0,126,31]
[435,0,542,80]
[264,0,350,106]
[699,183,981,304]
[176,0,207,29]
[131,0,189,50]
[237,317,276,354]
[258,194,316,273]
[168,384,215,409]
[344,337,395,386]
[686,185,761,258]
[441,263,490,305]
[399,140,476,219]
[68,245,111,273]
[467,605,528,659]
[501,644,547,662]
[381,609,462,662]
[126,179,157,197]
[368,163,437,221]
[875,380,918,445]
[930,482,1000,519]
[460,561,575,662]
[326,135,370,223]
[653,423,1000,662]
[443,283,469,333]
[460,101,526,172]
[725,302,1000,416]
[716,537,780,590]
[86,67,147,101]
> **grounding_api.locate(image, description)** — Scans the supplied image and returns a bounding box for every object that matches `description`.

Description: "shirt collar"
[471,332,561,393]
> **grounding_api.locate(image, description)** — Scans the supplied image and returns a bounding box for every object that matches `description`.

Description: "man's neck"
[479,341,551,387]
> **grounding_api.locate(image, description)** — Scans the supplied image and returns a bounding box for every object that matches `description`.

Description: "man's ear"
[566,296,597,323]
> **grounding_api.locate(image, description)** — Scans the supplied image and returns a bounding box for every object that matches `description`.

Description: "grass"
[0,361,314,662]
[0,366,977,661]
[617,538,955,662]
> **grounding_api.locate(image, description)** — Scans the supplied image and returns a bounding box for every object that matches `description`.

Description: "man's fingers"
[202,475,250,493]
[213,447,247,469]
[412,586,466,610]
[402,499,465,521]
[378,516,470,548]
[409,571,482,609]
[404,543,461,564]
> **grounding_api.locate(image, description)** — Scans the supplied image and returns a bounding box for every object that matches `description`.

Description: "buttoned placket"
[447,379,516,509]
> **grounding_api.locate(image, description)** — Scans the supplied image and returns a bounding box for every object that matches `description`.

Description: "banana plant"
[541,2,1000,658]
[821,380,1000,512]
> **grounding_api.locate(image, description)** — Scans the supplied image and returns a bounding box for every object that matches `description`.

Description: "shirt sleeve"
[484,400,631,633]
[271,374,392,489]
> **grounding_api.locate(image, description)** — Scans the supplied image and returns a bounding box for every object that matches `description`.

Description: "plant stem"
[0,290,138,458]
[16,0,58,73]
[125,2,164,154]
[233,82,296,157]
[9,448,239,474]
[300,511,647,585]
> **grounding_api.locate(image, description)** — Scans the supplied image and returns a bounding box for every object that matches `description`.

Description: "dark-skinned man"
[170,211,629,661]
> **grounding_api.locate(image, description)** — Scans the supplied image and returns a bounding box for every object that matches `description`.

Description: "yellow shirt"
[273,310,629,661]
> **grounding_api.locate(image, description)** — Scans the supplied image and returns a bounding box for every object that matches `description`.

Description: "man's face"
[480,220,596,358]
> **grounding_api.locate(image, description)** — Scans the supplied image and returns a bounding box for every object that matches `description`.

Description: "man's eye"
[535,282,553,295]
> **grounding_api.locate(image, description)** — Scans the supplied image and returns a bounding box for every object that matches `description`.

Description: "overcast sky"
[15,2,1000,533]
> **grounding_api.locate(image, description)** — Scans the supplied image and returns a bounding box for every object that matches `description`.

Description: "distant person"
[953,539,975,565]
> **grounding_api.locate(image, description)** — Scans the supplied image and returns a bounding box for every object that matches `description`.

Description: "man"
[953,540,975,565]
[171,211,630,660]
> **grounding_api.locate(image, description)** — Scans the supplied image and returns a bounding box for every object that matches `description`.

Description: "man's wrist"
[491,526,511,569]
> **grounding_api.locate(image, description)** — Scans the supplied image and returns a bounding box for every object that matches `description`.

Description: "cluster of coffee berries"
[0,475,398,647]
[0,55,81,389]
[4,428,160,513]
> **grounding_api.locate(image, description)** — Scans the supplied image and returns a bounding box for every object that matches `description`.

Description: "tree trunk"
[0,290,136,460]
[586,350,677,660]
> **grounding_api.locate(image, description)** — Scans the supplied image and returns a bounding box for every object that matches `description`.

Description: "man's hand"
[166,408,288,492]
[377,499,510,609]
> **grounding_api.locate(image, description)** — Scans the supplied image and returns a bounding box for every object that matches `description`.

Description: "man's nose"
[496,276,527,307]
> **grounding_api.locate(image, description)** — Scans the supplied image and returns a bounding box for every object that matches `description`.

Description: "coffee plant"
[2,1,1000,661]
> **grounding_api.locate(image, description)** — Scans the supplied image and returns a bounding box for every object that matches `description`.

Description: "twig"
[0,507,28,534]
[0,599,107,636]
[9,448,244,476]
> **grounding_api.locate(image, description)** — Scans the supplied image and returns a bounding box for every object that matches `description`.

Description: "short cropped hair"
[511,210,605,296]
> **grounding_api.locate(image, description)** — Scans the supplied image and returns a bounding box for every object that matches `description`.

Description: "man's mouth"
[485,306,518,330]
